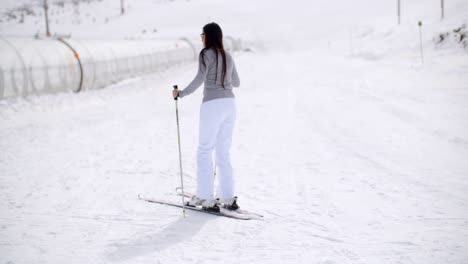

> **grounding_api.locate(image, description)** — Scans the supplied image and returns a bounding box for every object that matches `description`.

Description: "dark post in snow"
[44,0,51,37]
[441,0,445,20]
[397,0,401,25]
[418,21,424,64]
[121,0,125,15]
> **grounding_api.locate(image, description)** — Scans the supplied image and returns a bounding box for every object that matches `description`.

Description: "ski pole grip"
[173,85,178,100]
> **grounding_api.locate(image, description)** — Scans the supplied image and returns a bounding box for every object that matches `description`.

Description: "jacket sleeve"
[231,59,240,88]
[179,53,209,98]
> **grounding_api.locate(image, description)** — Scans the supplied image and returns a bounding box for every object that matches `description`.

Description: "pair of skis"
[139,188,263,220]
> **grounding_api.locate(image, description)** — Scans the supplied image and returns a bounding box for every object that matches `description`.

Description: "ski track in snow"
[0,47,467,263]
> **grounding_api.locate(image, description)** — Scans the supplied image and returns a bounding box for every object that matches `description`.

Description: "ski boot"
[186,196,220,213]
[220,196,239,210]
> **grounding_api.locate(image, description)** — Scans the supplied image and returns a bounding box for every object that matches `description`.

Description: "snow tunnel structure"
[0,36,242,100]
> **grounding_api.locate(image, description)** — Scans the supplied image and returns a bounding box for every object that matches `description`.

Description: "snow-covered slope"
[0,0,467,263]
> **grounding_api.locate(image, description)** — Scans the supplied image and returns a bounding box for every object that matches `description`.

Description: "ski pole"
[173,85,186,217]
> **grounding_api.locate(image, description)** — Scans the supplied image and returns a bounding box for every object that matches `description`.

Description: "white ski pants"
[197,98,236,200]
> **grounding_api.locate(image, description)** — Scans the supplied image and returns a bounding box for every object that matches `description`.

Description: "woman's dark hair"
[200,22,227,88]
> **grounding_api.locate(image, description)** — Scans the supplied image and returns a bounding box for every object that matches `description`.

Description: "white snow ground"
[1,0,468,263]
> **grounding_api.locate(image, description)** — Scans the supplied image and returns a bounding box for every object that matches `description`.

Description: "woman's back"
[179,47,240,103]
[203,48,240,90]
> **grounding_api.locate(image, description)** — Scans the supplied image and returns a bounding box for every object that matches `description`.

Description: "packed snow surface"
[1,0,468,263]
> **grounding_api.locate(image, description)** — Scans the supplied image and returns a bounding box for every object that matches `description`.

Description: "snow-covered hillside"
[1,0,467,263]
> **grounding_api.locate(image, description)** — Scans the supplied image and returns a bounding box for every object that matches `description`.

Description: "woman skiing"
[172,22,240,212]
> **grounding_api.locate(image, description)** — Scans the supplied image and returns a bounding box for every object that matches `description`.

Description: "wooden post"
[398,0,401,25]
[441,0,445,20]
[44,0,51,37]
[418,21,424,64]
